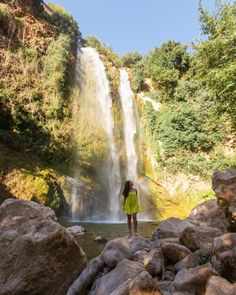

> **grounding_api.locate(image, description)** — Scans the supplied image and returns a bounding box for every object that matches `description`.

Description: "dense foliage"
[129,1,236,179]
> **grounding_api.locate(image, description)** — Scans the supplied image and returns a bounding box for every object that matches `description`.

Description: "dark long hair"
[123,180,132,198]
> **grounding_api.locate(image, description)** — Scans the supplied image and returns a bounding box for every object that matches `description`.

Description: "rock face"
[212,169,236,226]
[0,198,87,295]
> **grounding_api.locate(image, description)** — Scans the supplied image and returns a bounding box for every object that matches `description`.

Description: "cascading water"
[72,47,121,221]
[119,69,151,220]
[119,69,138,182]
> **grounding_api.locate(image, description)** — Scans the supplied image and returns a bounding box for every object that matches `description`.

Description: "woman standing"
[123,180,141,237]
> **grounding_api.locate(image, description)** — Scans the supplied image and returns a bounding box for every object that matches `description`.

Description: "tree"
[194,1,236,125]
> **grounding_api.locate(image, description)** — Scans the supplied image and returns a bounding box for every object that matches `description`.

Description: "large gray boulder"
[102,237,132,269]
[90,259,144,295]
[175,249,211,271]
[179,226,222,251]
[173,263,217,294]
[0,198,87,295]
[189,199,230,232]
[152,218,194,240]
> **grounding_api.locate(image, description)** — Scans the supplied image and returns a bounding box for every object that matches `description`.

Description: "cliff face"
[0,0,79,212]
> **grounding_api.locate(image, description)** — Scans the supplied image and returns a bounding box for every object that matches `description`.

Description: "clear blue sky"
[46,0,225,56]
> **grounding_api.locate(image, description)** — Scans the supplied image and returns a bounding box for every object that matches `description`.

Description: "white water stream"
[72,47,121,221]
[119,69,138,182]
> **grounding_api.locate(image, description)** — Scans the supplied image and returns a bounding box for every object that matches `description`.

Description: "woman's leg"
[127,214,132,236]
[133,213,137,235]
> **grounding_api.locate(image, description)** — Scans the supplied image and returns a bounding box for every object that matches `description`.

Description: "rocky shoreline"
[1,169,236,294]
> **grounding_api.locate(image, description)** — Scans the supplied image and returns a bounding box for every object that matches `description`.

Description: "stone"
[175,249,211,271]
[212,169,236,226]
[164,265,176,281]
[152,218,194,240]
[144,249,165,278]
[94,235,107,244]
[90,259,144,295]
[212,248,236,282]
[173,263,217,294]
[189,199,230,232]
[205,276,236,295]
[67,255,104,295]
[161,242,191,264]
[102,238,132,269]
[128,235,152,253]
[213,233,236,255]
[179,226,222,251]
[0,198,87,295]
[110,271,163,295]
[67,225,86,236]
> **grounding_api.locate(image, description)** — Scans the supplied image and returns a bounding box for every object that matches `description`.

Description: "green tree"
[195,1,236,125]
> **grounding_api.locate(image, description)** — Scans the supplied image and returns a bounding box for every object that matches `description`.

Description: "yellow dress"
[124,191,141,215]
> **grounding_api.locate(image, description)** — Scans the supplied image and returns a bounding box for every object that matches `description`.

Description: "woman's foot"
[128,232,132,238]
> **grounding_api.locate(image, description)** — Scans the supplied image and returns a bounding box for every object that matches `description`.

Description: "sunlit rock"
[205,276,236,295]
[143,248,165,278]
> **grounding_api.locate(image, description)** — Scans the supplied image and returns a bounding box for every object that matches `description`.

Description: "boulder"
[161,242,191,264]
[212,169,236,226]
[90,259,144,295]
[152,218,194,240]
[0,198,87,295]
[189,199,230,232]
[143,249,165,277]
[205,276,236,295]
[173,263,217,294]
[180,226,222,251]
[94,235,107,244]
[175,249,211,271]
[67,255,104,295]
[212,248,236,282]
[213,233,236,255]
[156,280,172,295]
[67,225,86,236]
[110,271,163,295]
[128,235,152,253]
[102,238,132,269]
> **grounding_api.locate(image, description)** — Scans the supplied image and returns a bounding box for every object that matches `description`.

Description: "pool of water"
[59,219,161,260]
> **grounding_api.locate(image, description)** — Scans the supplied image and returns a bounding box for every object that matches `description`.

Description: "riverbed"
[59,220,161,260]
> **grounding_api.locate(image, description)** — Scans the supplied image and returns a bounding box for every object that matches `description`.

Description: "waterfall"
[72,47,121,221]
[119,69,138,182]
[119,69,152,220]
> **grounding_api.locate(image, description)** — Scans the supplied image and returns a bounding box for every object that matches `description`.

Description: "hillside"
[0,0,80,211]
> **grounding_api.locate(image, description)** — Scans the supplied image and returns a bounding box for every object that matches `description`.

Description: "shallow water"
[59,219,161,260]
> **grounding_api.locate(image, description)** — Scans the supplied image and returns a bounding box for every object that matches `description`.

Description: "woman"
[123,180,141,237]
